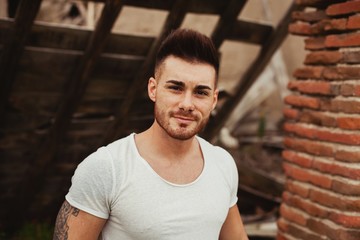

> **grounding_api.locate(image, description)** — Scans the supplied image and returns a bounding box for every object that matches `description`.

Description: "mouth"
[173,115,196,124]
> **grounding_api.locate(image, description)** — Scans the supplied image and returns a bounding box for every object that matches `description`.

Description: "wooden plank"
[0,0,42,117]
[2,0,124,231]
[11,48,143,97]
[201,3,303,141]
[227,20,274,45]
[0,19,155,56]
[101,0,190,144]
[211,0,247,49]
[81,0,233,14]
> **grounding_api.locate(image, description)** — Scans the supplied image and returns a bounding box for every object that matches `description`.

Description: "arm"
[219,205,249,240]
[53,200,107,240]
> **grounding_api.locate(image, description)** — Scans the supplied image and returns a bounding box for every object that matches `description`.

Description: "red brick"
[283,150,313,167]
[343,51,360,63]
[299,110,336,127]
[355,85,360,96]
[323,18,347,31]
[280,203,308,226]
[276,231,288,240]
[287,224,321,240]
[293,66,324,79]
[330,99,360,114]
[338,229,360,240]
[284,122,316,139]
[306,218,334,238]
[335,149,360,163]
[285,179,310,197]
[292,10,328,22]
[323,67,360,80]
[289,22,313,35]
[304,51,343,65]
[277,217,289,233]
[340,84,357,96]
[337,116,360,130]
[332,178,360,195]
[284,122,360,145]
[310,188,360,211]
[284,192,329,218]
[308,218,360,240]
[311,20,330,34]
[283,108,300,119]
[326,1,360,16]
[285,95,321,109]
[284,137,334,157]
[317,129,360,145]
[288,80,335,95]
[283,162,333,189]
[296,0,342,8]
[329,212,360,228]
[305,37,326,50]
[312,159,360,180]
[348,14,360,29]
[319,98,332,112]
[325,32,360,47]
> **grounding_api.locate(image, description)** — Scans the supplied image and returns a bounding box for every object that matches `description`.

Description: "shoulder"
[197,136,237,172]
[78,134,134,172]
[197,136,234,161]
[197,136,238,192]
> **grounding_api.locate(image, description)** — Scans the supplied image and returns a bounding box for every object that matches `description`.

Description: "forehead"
[157,56,216,87]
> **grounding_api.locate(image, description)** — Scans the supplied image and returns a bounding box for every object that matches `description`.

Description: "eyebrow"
[165,80,213,91]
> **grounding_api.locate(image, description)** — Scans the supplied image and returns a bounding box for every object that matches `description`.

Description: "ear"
[148,77,157,102]
[211,89,219,111]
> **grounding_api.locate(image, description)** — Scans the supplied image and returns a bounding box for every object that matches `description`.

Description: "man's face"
[148,56,218,140]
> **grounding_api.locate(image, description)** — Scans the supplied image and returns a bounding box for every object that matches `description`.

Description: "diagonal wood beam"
[0,0,42,116]
[201,2,303,142]
[3,0,123,231]
[101,0,190,144]
[211,0,247,49]
[227,20,274,45]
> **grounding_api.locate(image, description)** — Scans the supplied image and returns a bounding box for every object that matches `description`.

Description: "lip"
[173,115,195,123]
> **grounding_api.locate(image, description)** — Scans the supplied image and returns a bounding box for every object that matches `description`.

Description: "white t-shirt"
[66,133,238,240]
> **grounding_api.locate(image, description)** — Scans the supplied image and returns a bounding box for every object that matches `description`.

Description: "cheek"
[197,99,216,110]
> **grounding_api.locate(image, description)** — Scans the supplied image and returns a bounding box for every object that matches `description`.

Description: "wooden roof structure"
[0,0,299,231]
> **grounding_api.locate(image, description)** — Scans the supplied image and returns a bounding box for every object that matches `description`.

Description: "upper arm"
[53,200,107,240]
[219,205,249,240]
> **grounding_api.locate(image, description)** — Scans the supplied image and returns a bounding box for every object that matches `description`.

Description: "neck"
[136,121,198,161]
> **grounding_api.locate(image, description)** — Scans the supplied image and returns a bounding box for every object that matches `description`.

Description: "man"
[54,28,248,240]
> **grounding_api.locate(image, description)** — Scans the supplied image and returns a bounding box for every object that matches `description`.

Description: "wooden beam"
[227,20,274,45]
[211,0,247,49]
[2,0,123,231]
[81,0,232,14]
[0,0,42,117]
[201,3,303,141]
[0,19,155,56]
[101,0,189,144]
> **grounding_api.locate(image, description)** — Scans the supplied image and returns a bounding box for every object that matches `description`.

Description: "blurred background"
[0,0,306,239]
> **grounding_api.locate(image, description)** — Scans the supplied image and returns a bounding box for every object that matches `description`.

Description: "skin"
[53,200,106,240]
[53,55,248,239]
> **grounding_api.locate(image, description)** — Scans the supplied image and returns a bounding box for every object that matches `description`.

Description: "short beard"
[154,107,209,141]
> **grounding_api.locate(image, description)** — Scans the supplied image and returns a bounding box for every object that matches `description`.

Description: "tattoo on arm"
[53,201,80,240]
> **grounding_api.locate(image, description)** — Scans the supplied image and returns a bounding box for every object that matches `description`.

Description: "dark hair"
[155,28,219,82]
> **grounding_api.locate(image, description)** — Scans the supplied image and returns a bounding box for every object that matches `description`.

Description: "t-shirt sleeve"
[65,147,115,219]
[227,152,239,208]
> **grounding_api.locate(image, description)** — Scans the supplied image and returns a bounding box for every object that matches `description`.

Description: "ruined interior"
[0,0,306,238]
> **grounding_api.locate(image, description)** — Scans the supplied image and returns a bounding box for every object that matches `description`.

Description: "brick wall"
[278,0,360,239]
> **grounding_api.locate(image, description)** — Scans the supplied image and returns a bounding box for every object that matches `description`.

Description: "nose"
[178,92,195,112]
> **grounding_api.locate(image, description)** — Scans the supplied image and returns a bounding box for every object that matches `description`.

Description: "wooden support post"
[0,0,42,117]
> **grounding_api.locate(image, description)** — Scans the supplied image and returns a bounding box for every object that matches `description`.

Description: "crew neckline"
[130,133,207,187]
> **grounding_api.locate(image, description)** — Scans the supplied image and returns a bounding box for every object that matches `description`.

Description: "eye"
[195,90,209,96]
[167,85,182,92]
